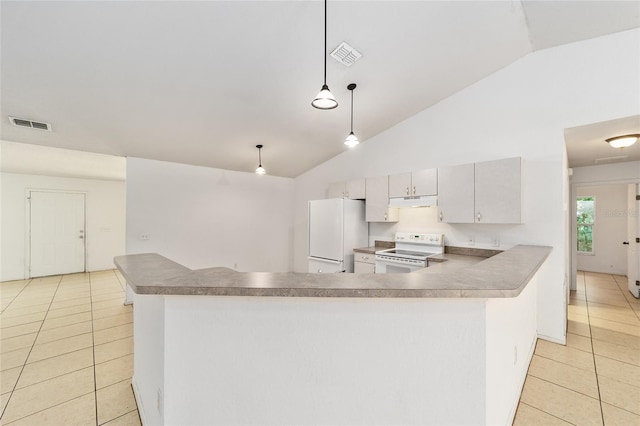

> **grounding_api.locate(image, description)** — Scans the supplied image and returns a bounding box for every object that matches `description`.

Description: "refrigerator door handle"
[307,257,342,264]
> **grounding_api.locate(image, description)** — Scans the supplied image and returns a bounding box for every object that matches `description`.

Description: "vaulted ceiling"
[2,1,639,177]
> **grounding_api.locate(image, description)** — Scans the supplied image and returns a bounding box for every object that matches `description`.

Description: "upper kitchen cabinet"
[327,179,366,199]
[475,157,522,224]
[437,163,475,223]
[388,168,437,198]
[366,175,399,222]
[437,157,522,224]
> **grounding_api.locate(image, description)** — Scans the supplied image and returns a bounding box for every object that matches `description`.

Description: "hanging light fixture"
[255,144,266,175]
[605,134,639,149]
[344,83,359,147]
[311,0,338,110]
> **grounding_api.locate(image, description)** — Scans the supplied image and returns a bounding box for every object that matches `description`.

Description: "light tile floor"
[0,270,139,425]
[514,271,640,425]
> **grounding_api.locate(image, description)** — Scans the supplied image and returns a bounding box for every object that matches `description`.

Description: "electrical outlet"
[139,233,150,240]
[492,237,500,247]
[468,236,475,246]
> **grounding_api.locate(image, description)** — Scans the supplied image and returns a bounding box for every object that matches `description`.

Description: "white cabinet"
[327,179,366,199]
[475,157,521,224]
[365,175,399,222]
[437,157,521,224]
[437,163,475,223]
[354,252,375,274]
[389,169,437,198]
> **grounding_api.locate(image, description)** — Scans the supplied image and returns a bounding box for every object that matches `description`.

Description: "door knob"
[623,241,630,245]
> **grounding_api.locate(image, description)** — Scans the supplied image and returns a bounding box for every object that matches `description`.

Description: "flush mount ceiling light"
[311,0,338,110]
[255,144,266,175]
[605,134,639,149]
[344,83,359,148]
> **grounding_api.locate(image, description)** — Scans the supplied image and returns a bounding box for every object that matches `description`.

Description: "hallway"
[515,271,640,425]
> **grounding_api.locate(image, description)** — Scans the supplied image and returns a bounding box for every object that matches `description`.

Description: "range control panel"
[394,232,444,246]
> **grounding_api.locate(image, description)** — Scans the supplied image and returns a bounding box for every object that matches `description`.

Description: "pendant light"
[344,83,359,147]
[605,134,639,149]
[255,144,266,175]
[311,0,338,110]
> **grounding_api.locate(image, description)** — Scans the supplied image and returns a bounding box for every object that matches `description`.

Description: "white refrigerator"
[308,198,368,273]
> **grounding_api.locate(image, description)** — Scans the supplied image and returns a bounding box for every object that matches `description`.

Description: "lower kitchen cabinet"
[354,252,376,273]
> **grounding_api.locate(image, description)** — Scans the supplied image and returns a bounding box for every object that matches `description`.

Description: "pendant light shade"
[312,84,338,110]
[311,0,338,110]
[255,144,266,175]
[605,134,639,149]
[344,83,359,147]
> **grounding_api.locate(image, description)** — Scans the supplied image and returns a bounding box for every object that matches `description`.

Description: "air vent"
[330,41,362,67]
[594,155,627,164]
[8,116,52,131]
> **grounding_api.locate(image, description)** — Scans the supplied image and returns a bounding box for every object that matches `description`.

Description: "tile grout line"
[517,399,579,425]
[612,275,640,321]
[0,279,33,315]
[97,408,139,426]
[583,272,606,426]
[526,373,602,403]
[0,275,63,422]
[88,273,100,426]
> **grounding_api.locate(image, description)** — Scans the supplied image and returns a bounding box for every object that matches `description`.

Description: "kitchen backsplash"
[369,206,521,250]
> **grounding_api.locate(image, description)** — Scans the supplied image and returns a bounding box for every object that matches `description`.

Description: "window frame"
[576,196,595,255]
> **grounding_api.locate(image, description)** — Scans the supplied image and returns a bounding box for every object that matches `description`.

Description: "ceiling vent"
[330,41,362,67]
[8,116,52,131]
[594,155,627,164]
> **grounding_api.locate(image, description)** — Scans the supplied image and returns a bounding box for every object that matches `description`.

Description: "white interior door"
[628,184,639,298]
[30,191,86,277]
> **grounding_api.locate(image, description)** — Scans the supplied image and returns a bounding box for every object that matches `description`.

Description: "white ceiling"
[1,1,639,178]
[565,115,640,168]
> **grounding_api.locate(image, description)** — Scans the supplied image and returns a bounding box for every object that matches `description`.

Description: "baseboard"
[506,335,538,425]
[131,376,148,426]
[537,333,566,345]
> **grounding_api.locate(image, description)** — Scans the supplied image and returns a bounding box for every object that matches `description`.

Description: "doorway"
[29,190,86,277]
[628,183,640,298]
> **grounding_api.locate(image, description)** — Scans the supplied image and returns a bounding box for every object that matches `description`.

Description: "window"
[577,196,595,254]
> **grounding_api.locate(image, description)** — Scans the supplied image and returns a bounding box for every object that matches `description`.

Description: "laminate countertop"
[115,245,551,299]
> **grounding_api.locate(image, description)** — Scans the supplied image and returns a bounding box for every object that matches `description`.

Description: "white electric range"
[375,232,444,273]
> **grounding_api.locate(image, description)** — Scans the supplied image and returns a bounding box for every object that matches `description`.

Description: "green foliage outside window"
[577,197,594,253]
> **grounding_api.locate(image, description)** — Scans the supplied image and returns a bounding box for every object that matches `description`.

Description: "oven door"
[375,257,426,274]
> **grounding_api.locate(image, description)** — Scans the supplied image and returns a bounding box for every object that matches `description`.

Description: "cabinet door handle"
[362,256,369,260]
[477,212,482,222]
[406,187,409,195]
[439,211,443,221]
[384,212,388,221]
[413,186,416,195]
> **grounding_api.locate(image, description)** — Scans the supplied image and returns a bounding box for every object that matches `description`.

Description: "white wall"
[576,185,629,275]
[572,160,640,185]
[0,172,126,281]
[293,29,640,342]
[126,158,294,272]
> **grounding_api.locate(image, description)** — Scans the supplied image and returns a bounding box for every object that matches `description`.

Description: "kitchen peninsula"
[116,245,551,426]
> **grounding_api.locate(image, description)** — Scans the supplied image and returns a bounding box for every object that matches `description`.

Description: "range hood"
[388,195,438,208]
